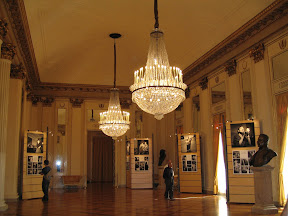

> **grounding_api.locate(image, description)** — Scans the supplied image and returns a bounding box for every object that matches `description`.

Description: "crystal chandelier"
[99,33,130,140]
[130,0,187,120]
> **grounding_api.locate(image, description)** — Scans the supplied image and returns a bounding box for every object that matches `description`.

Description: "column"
[183,96,193,133]
[0,30,16,210]
[5,64,25,200]
[199,78,214,193]
[250,44,278,201]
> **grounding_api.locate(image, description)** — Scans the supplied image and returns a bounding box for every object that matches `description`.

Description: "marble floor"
[0,183,284,216]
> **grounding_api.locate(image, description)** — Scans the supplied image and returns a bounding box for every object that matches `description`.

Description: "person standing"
[40,160,52,201]
[163,160,174,200]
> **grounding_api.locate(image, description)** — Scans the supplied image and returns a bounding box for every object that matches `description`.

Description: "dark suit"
[163,167,174,199]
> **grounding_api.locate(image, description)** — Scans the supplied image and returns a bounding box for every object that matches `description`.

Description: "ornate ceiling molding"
[1,42,16,60]
[249,43,265,63]
[10,63,25,79]
[183,0,288,83]
[225,60,237,77]
[0,19,8,40]
[26,94,54,106]
[3,0,40,86]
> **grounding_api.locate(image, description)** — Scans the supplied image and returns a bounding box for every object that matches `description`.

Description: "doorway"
[87,131,113,183]
[213,113,227,195]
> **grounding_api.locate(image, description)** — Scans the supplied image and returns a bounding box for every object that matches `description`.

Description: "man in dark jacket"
[163,160,174,200]
[40,160,51,201]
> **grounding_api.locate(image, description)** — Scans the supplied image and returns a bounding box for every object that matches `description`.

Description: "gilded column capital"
[249,43,265,63]
[27,94,41,106]
[10,63,25,79]
[120,98,132,109]
[1,42,16,60]
[0,19,8,40]
[70,98,84,107]
[199,77,208,90]
[41,97,54,107]
[225,60,237,77]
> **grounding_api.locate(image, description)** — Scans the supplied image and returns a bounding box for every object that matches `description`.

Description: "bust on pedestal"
[249,134,278,214]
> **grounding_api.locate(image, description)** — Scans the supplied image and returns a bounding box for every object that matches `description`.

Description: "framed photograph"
[231,122,255,147]
[27,133,44,153]
[232,150,255,174]
[27,155,43,175]
[135,140,149,155]
[180,134,197,153]
[182,154,197,172]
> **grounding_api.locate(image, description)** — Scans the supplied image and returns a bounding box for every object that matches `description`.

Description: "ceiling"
[23,0,275,88]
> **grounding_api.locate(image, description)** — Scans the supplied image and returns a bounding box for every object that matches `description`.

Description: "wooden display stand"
[126,138,153,189]
[22,131,47,199]
[226,120,259,203]
[178,133,202,193]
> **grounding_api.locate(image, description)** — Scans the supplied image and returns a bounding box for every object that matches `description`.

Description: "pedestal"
[251,166,278,214]
[158,166,165,189]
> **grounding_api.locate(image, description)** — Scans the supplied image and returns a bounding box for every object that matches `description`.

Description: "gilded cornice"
[26,94,54,106]
[10,63,26,79]
[70,98,84,107]
[183,0,288,83]
[1,42,16,60]
[0,19,8,40]
[249,43,265,63]
[199,77,208,90]
[225,60,237,77]
[3,0,40,85]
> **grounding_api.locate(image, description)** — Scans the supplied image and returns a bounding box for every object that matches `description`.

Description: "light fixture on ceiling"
[99,33,130,140]
[130,0,187,120]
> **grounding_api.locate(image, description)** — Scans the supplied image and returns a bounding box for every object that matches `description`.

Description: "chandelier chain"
[154,0,159,29]
[114,40,116,88]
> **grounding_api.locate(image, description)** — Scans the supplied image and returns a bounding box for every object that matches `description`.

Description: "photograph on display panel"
[134,140,149,155]
[180,134,197,153]
[182,154,197,172]
[27,155,43,175]
[231,122,255,147]
[27,133,44,153]
[135,156,149,171]
[232,150,255,174]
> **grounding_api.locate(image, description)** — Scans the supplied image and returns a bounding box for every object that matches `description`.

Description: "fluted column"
[5,64,25,200]
[0,34,16,210]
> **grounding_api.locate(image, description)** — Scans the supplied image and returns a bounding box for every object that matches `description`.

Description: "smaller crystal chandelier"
[99,33,130,140]
[130,0,187,120]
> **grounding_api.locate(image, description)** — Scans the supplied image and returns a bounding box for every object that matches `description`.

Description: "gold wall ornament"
[41,97,54,107]
[0,19,8,40]
[120,98,132,109]
[199,77,208,90]
[70,98,84,107]
[249,43,265,63]
[279,39,287,50]
[1,42,16,60]
[10,63,26,79]
[225,60,237,77]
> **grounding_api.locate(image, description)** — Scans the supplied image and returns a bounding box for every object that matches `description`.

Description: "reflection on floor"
[0,183,283,216]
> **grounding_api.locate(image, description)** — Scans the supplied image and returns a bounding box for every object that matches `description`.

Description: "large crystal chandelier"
[130,0,187,120]
[99,33,130,140]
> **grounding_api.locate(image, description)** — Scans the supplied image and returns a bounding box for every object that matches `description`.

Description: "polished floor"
[0,183,284,216]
